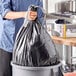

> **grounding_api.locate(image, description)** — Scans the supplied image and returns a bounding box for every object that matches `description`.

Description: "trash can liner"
[12,5,59,66]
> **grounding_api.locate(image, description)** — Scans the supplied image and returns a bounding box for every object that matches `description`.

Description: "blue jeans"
[0,49,12,76]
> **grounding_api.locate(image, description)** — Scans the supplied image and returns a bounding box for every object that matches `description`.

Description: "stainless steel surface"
[55,0,76,13]
[66,24,76,29]
[55,2,68,13]
[46,13,72,23]
[43,0,48,13]
[46,13,76,25]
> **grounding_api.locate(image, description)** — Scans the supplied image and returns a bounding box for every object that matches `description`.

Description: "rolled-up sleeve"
[0,0,12,18]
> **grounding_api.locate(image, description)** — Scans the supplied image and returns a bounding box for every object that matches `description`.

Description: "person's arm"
[0,0,37,20]
[4,11,37,20]
[4,11,27,19]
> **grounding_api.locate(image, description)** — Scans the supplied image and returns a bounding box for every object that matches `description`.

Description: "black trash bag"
[12,5,59,66]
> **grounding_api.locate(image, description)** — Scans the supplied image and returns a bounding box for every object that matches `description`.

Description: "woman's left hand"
[28,11,37,20]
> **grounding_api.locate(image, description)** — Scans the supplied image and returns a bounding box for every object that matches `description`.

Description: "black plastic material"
[12,6,59,67]
[29,5,37,11]
[13,19,59,66]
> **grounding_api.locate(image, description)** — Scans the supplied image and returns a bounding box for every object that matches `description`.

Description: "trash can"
[11,62,63,76]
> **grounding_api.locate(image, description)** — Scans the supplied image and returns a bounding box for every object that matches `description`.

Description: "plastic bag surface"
[13,5,59,66]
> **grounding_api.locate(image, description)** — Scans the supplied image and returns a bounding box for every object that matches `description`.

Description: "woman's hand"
[27,11,37,20]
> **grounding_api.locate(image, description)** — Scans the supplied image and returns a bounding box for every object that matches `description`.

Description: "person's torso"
[0,0,41,52]
[12,0,39,38]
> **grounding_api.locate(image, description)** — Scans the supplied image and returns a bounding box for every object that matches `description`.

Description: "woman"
[0,0,44,76]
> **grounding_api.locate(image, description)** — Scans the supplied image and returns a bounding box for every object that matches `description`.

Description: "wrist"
[23,12,28,18]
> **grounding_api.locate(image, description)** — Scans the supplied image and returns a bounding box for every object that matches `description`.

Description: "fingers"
[28,11,37,20]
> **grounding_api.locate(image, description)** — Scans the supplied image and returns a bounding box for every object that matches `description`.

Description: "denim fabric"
[0,0,43,52]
